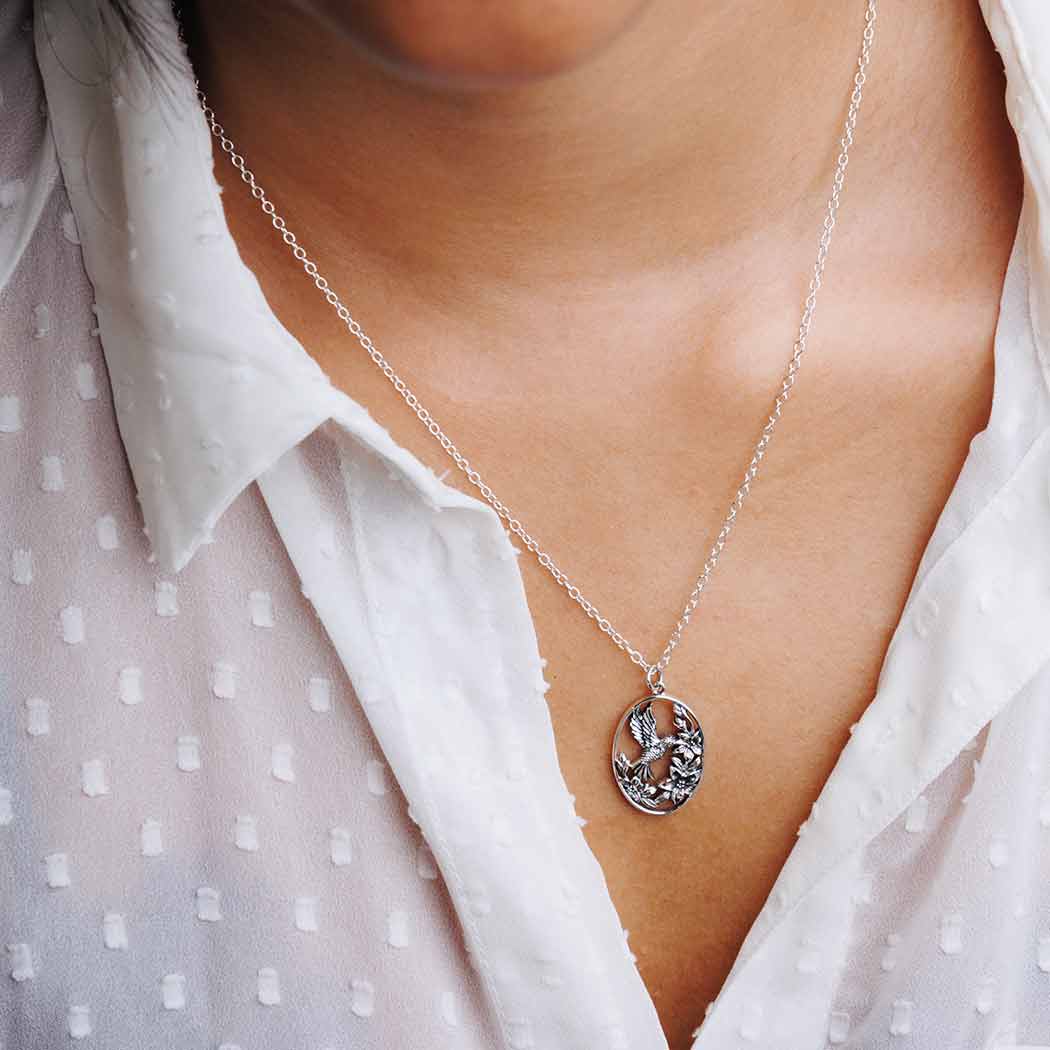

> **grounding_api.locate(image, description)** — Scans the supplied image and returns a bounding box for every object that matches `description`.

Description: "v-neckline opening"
[515,190,1036,1050]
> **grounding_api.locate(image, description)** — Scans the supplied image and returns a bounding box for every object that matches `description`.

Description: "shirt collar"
[34,0,359,572]
[985,0,1050,386]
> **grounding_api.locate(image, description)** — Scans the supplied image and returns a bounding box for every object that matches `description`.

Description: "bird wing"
[628,702,660,749]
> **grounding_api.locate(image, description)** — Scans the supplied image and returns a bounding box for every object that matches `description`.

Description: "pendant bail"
[646,664,665,695]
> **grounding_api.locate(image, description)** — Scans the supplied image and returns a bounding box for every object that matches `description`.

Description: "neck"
[188,0,1018,370]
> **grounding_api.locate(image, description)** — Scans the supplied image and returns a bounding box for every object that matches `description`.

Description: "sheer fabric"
[3,2,1050,1048]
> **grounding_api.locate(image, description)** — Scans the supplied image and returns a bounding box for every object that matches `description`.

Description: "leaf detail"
[673,703,691,733]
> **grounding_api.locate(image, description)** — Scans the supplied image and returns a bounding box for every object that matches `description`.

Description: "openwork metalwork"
[612,697,705,815]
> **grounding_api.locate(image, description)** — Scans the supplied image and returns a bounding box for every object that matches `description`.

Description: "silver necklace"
[195,0,877,816]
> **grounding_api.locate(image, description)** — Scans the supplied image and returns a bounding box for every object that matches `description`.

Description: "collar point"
[149,526,210,577]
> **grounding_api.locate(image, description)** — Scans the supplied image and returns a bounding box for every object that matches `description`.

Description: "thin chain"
[195,0,876,695]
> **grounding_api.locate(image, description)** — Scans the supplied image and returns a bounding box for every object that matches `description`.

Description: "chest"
[522,379,996,1049]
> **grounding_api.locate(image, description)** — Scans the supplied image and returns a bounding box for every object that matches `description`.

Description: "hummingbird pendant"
[611,695,705,815]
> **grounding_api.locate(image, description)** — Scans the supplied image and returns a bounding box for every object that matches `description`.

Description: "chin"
[298,0,653,87]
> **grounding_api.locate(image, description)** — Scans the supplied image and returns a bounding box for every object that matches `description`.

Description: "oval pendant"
[611,695,705,815]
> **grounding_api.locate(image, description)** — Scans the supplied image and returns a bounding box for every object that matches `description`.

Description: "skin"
[190,2,1023,1046]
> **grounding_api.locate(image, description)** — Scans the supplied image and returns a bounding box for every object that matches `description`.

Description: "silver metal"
[645,664,666,696]
[193,0,876,813]
[612,696,705,814]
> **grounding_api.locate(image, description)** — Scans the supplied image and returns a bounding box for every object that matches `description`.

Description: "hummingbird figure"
[626,700,680,780]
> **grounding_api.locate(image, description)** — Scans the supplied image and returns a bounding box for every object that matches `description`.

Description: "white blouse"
[3,2,1050,1048]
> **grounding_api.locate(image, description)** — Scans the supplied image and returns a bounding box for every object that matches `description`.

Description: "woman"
[1,0,1046,1046]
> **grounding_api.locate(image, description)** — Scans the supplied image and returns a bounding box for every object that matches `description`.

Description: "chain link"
[195,0,876,692]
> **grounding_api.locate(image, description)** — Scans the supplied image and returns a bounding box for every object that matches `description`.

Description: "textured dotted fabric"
[4,2,1050,1049]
